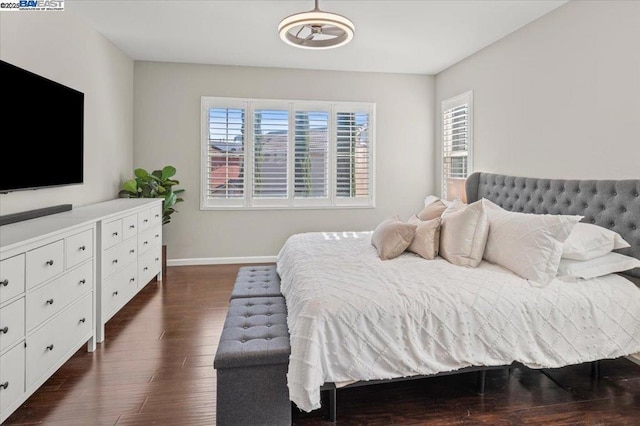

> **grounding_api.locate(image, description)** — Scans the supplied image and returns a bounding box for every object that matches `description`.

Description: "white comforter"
[276,231,640,412]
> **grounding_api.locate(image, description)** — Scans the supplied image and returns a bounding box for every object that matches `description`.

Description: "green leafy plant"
[119,166,185,225]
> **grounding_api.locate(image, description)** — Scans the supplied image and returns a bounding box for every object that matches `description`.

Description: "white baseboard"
[168,256,277,266]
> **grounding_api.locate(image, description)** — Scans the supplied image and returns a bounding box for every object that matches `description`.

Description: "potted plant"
[119,165,185,276]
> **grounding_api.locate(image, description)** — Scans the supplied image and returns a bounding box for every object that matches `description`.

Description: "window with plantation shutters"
[441,91,473,202]
[201,97,375,210]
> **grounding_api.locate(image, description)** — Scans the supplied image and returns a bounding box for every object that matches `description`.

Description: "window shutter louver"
[336,111,370,200]
[294,111,329,199]
[253,109,289,199]
[206,107,245,200]
[441,92,472,201]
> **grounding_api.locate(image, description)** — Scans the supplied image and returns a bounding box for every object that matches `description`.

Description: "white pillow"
[481,199,582,286]
[557,252,640,280]
[439,199,489,268]
[562,222,631,260]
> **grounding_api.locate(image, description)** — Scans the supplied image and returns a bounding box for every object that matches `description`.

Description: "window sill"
[200,204,376,211]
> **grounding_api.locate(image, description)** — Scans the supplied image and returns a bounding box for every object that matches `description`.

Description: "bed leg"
[326,388,337,422]
[477,370,486,395]
[591,360,601,380]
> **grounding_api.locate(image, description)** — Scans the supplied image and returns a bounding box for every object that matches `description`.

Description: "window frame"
[200,96,376,211]
[440,90,473,201]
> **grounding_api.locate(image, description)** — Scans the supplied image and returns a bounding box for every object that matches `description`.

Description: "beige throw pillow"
[371,216,417,260]
[406,215,441,260]
[481,199,583,285]
[417,199,448,221]
[439,200,489,268]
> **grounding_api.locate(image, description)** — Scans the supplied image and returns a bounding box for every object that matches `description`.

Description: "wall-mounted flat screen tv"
[0,60,84,193]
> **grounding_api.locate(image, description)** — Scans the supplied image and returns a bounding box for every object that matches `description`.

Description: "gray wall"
[134,62,434,262]
[0,10,134,215]
[435,0,640,191]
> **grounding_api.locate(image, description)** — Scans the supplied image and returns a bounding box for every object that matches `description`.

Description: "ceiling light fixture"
[278,0,355,50]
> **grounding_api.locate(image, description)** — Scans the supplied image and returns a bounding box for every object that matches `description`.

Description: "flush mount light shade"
[278,1,355,50]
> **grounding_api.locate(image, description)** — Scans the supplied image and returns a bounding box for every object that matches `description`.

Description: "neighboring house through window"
[441,91,473,202]
[201,97,375,209]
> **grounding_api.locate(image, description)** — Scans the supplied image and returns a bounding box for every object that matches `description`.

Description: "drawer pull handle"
[155,258,159,262]
[113,232,118,236]
[0,279,8,287]
[113,291,118,296]
[0,382,8,390]
[46,299,54,305]
[155,234,160,238]
[46,260,54,266]
[144,241,148,245]
[155,214,160,218]
[144,267,148,271]
[144,219,149,223]
[112,259,118,264]
[0,327,8,334]
[129,225,135,229]
[130,249,135,254]
[79,318,86,323]
[79,245,86,251]
[130,277,135,282]
[79,279,86,285]
[46,344,54,351]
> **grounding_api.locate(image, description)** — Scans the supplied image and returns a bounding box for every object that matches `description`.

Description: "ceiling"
[68,0,569,75]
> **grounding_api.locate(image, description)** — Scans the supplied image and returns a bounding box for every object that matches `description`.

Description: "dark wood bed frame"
[316,171,640,422]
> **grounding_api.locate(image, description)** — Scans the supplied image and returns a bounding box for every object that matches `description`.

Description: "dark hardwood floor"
[6,264,640,425]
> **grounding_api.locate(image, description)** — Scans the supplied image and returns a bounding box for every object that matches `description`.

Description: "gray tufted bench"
[230,265,282,300]
[214,296,291,426]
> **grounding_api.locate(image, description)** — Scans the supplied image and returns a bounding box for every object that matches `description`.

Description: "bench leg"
[477,370,486,395]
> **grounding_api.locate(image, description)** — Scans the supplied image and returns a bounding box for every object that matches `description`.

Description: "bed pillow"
[557,252,640,280]
[439,199,489,268]
[481,199,582,286]
[406,215,441,260]
[371,215,417,260]
[562,222,631,260]
[417,199,448,221]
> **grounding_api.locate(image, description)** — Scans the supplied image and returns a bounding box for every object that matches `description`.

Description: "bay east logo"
[20,0,63,8]
[0,0,65,11]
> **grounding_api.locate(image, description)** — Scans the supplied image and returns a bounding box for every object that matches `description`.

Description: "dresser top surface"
[0,198,162,254]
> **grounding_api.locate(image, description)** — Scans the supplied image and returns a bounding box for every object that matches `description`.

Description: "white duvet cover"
[276,231,640,412]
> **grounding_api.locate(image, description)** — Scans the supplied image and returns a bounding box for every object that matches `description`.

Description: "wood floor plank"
[5,264,640,425]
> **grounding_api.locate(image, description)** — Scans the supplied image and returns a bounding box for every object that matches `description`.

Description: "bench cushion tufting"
[214,296,290,369]
[230,265,282,299]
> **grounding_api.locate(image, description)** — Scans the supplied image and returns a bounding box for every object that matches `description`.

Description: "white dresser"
[0,197,163,422]
[0,216,97,424]
[52,198,163,342]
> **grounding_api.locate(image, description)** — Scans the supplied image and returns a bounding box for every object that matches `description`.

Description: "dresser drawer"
[121,213,138,240]
[26,261,93,332]
[138,247,161,287]
[26,292,92,388]
[102,237,137,279]
[0,342,25,415]
[0,299,25,353]
[26,240,64,290]
[138,208,151,232]
[66,229,93,269]
[149,205,163,227]
[0,255,25,304]
[102,219,123,250]
[138,226,162,255]
[103,262,137,321]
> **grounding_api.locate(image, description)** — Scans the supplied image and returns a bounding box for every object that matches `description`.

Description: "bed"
[276,172,640,415]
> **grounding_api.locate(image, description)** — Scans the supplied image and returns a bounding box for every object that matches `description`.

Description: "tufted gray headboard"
[466,172,640,279]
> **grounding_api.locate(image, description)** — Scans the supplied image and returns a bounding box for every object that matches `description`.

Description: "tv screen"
[0,60,84,193]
